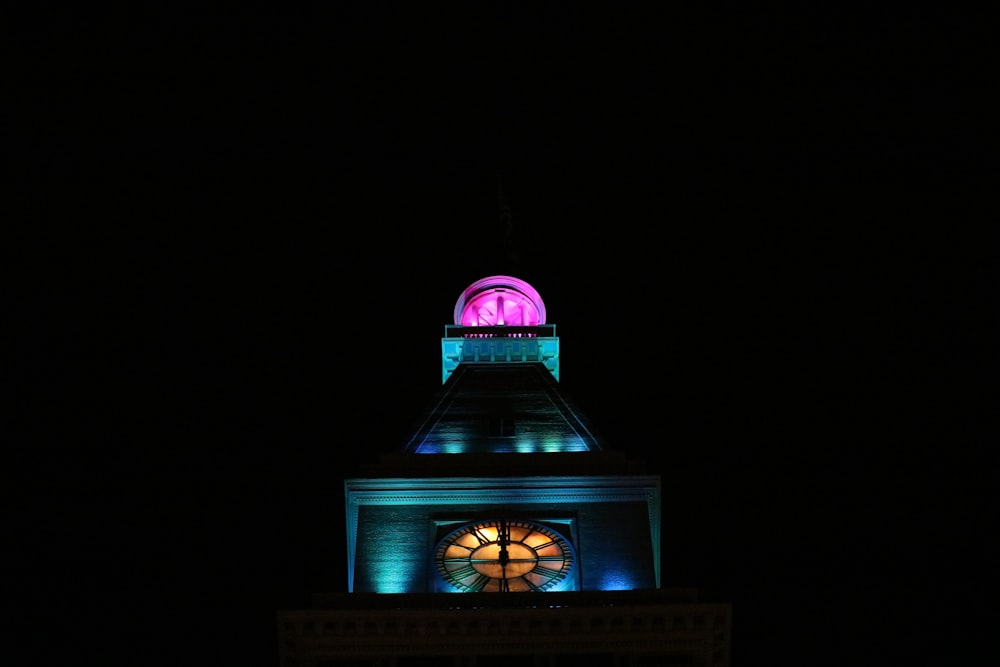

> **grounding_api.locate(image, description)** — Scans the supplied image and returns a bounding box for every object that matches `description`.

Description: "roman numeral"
[443,563,478,579]
[531,564,562,579]
[465,574,491,591]
[517,577,542,592]
[536,555,565,563]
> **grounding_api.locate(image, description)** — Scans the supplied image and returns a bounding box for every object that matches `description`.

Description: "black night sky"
[8,4,989,667]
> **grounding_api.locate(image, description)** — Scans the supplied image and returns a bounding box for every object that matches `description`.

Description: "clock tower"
[277,275,731,666]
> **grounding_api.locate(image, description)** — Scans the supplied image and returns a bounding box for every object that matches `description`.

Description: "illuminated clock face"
[435,519,574,592]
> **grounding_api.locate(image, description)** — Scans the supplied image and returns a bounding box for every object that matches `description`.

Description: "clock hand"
[497,520,510,565]
[498,520,510,592]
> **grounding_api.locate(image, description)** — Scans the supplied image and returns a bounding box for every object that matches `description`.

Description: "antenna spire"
[497,174,520,270]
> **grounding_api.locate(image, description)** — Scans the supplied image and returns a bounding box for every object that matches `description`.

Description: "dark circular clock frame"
[434,519,575,593]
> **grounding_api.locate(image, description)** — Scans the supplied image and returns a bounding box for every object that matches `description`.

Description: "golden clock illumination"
[435,519,574,592]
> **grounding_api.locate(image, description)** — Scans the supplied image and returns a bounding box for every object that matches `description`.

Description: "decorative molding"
[344,475,662,593]
[349,490,656,506]
[278,602,730,664]
[346,475,661,493]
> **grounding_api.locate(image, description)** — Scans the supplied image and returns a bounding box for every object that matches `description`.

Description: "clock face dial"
[435,519,574,592]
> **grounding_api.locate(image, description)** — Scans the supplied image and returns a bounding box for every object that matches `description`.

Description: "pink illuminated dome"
[453,275,546,327]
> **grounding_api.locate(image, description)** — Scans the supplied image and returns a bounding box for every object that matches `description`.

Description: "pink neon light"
[462,332,538,338]
[453,276,547,326]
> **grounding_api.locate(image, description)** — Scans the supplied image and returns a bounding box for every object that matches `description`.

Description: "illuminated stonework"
[280,591,731,667]
[343,472,660,594]
[277,273,731,666]
[454,275,546,327]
